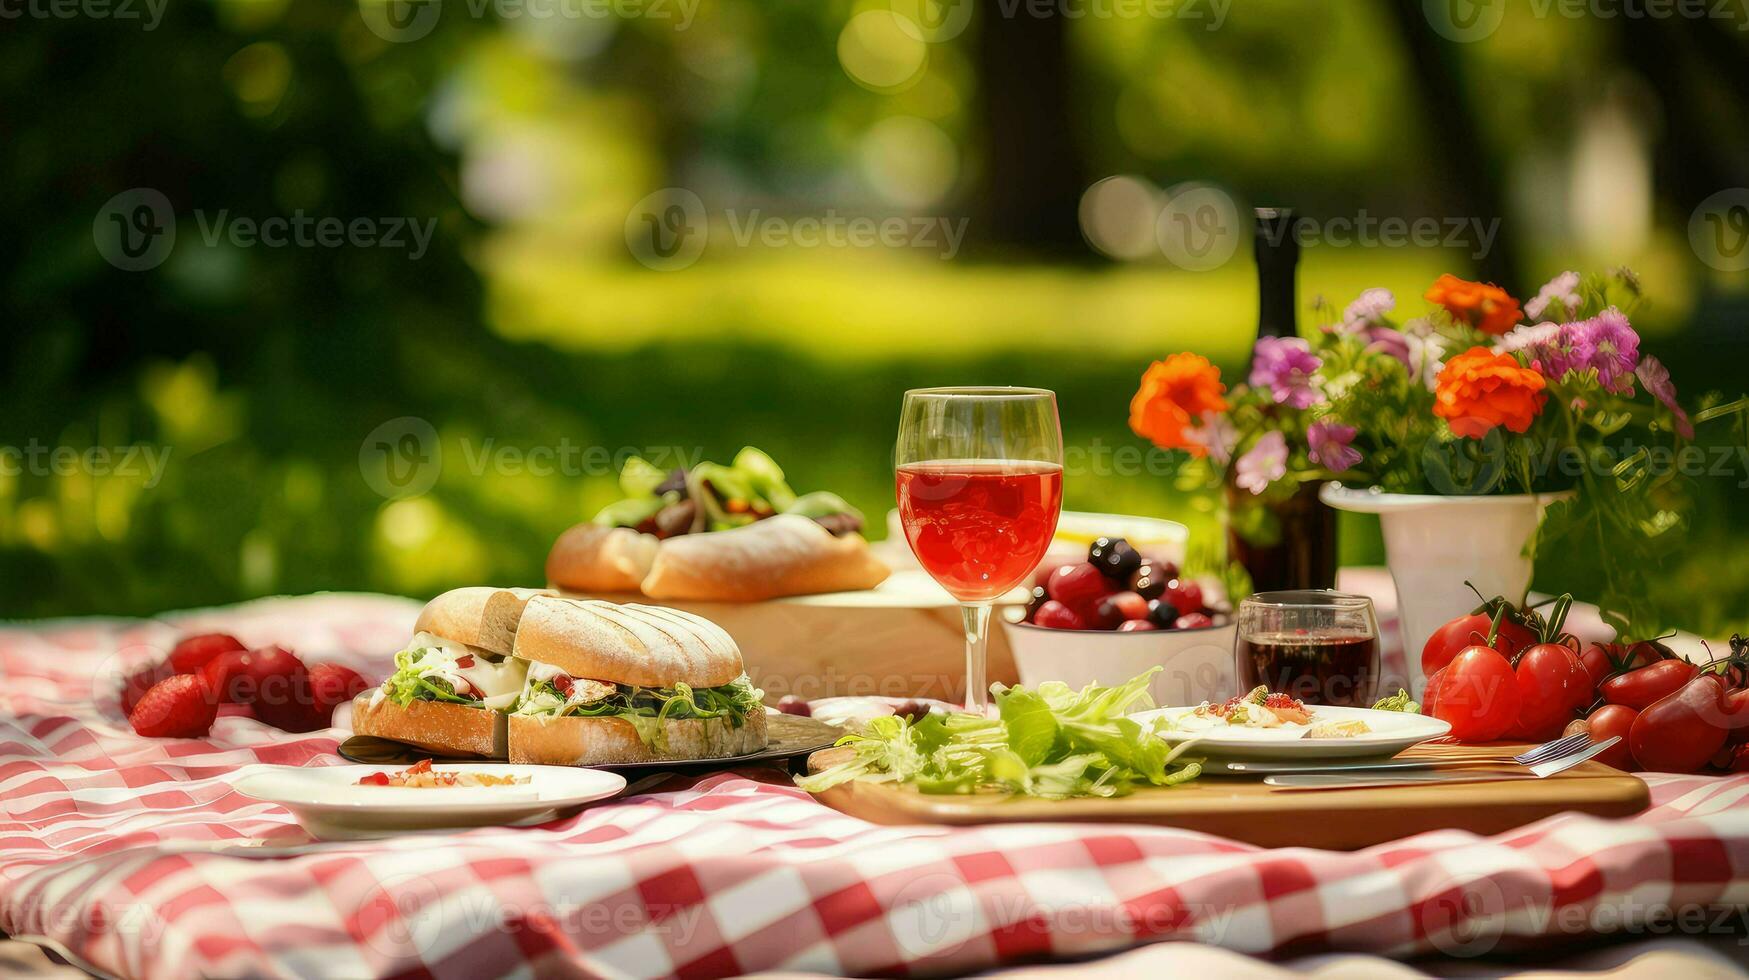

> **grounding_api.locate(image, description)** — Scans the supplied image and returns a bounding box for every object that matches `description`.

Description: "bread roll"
[508,709,766,766]
[639,514,889,602]
[414,586,553,657]
[545,524,659,594]
[350,692,507,758]
[511,596,743,688]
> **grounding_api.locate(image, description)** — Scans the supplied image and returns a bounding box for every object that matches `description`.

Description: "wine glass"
[895,387,1064,712]
[1233,590,1381,707]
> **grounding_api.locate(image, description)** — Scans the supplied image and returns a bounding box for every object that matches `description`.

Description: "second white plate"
[232,763,627,839]
[1133,704,1451,759]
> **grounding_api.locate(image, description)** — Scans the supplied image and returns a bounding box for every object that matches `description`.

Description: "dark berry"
[1084,596,1124,631]
[1088,537,1142,581]
[1023,586,1049,622]
[1146,598,1179,629]
[1130,566,1166,601]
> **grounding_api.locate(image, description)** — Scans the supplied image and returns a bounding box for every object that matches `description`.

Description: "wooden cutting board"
[804,741,1649,850]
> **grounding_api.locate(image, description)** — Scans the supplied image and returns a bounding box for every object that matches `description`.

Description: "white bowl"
[1000,615,1237,708]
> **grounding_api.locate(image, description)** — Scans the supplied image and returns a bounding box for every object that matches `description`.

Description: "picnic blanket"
[2,590,1747,979]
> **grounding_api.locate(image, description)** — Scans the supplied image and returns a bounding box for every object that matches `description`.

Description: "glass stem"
[960,601,993,714]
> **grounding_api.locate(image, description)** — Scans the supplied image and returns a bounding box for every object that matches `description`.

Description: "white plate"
[231,764,627,839]
[1132,705,1451,759]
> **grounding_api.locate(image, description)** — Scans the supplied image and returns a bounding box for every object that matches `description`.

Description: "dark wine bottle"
[1252,207,1300,347]
[1226,207,1339,593]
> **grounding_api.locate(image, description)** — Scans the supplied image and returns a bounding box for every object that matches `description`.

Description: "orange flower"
[1434,346,1548,439]
[1129,353,1229,454]
[1425,274,1524,336]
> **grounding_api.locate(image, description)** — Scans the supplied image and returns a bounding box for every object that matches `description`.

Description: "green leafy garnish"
[514,675,765,752]
[794,668,1202,799]
[1371,689,1421,713]
[384,647,479,707]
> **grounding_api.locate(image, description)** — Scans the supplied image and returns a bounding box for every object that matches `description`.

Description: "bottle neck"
[1254,210,1299,341]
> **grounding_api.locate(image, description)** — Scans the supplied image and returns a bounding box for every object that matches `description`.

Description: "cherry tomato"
[1572,704,1638,770]
[1629,674,1729,774]
[1601,659,1697,711]
[1431,646,1521,742]
[1046,563,1113,608]
[1726,688,1749,745]
[1422,666,1448,718]
[1512,642,1590,740]
[1422,608,1538,677]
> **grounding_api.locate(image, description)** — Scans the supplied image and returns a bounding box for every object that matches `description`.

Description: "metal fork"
[1262,736,1621,790]
[1223,731,1594,775]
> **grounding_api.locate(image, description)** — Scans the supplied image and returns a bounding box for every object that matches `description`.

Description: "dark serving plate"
[337,711,843,775]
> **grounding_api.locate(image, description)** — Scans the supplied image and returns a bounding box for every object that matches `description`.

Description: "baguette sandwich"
[352,590,769,765]
[505,597,767,765]
[351,586,552,758]
[546,447,888,601]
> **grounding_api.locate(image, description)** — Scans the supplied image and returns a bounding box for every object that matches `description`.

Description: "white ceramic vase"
[1320,484,1572,698]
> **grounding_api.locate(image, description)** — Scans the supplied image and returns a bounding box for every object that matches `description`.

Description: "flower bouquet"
[1131,269,1746,650]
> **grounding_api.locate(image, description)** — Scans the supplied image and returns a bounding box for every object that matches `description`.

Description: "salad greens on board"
[795,669,1203,799]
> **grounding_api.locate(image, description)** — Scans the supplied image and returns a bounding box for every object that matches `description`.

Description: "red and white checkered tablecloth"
[4,590,1749,980]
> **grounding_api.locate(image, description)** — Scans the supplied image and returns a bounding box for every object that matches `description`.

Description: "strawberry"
[168,633,246,675]
[120,662,174,716]
[202,645,306,704]
[129,674,218,738]
[309,663,370,710]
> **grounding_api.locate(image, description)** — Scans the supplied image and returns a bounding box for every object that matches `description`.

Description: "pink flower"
[1579,307,1639,395]
[1185,412,1238,466]
[1234,430,1288,495]
[1525,271,1581,322]
[1249,337,1322,410]
[1363,326,1411,368]
[1341,288,1395,333]
[1635,355,1693,439]
[1307,419,1361,471]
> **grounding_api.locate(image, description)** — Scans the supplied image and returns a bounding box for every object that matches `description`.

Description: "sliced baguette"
[512,596,744,689]
[638,514,889,602]
[546,524,659,594]
[508,709,767,766]
[414,586,555,657]
[350,692,507,759]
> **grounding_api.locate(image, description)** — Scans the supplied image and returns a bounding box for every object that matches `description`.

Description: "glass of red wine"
[896,387,1064,712]
[1234,590,1380,707]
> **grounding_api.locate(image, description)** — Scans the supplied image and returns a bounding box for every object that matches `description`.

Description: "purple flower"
[1525,271,1581,322]
[1307,419,1361,472]
[1504,321,1592,379]
[1635,355,1693,439]
[1249,337,1322,410]
[1234,431,1288,495]
[1579,307,1639,395]
[1186,411,1238,466]
[1341,288,1395,333]
[1362,326,1411,368]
